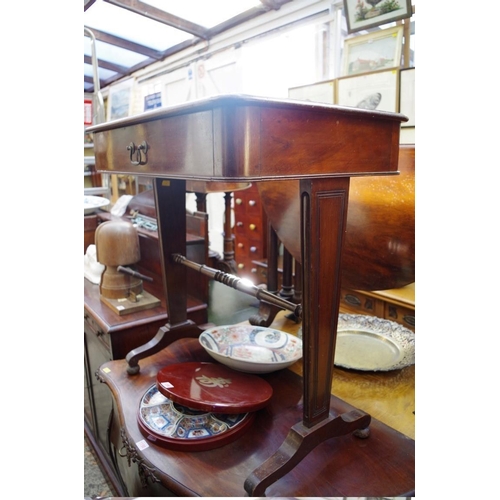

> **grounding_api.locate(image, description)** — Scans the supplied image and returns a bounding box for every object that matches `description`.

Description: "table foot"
[125,320,203,375]
[243,409,371,496]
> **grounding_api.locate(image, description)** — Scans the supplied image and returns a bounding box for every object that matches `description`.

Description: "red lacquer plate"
[137,384,255,451]
[156,362,273,413]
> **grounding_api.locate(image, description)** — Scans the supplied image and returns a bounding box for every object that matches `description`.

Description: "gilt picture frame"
[343,0,412,34]
[342,25,403,76]
[336,68,399,113]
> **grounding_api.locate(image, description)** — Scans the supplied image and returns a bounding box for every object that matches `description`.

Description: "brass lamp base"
[100,289,161,316]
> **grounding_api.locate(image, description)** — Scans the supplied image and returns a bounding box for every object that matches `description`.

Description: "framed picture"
[343,0,412,34]
[288,80,335,104]
[399,67,415,127]
[336,68,399,113]
[107,78,134,121]
[342,25,403,77]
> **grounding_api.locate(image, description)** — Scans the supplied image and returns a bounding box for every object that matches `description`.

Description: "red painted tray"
[156,362,273,413]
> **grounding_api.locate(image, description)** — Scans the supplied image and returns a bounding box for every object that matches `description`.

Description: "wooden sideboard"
[252,256,415,332]
[339,282,415,331]
[97,311,414,497]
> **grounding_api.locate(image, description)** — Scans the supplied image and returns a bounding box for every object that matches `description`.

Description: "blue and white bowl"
[199,324,303,374]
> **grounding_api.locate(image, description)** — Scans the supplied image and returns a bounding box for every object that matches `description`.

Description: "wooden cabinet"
[339,283,415,331]
[252,258,414,331]
[233,183,268,281]
[84,278,206,496]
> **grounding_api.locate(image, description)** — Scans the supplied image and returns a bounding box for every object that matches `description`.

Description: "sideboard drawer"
[339,288,385,317]
[339,286,415,332]
[385,303,415,330]
[84,312,111,350]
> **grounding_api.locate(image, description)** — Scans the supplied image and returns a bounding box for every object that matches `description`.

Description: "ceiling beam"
[84,26,163,59]
[104,0,209,39]
[84,0,97,11]
[84,55,128,74]
[260,0,294,10]
[85,74,102,86]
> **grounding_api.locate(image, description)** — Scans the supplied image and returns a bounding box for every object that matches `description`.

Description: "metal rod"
[173,254,302,319]
[117,265,154,282]
[84,27,105,124]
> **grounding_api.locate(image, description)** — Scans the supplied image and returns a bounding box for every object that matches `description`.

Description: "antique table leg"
[126,178,203,374]
[244,177,371,495]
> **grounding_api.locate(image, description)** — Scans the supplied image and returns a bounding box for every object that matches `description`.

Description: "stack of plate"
[137,361,273,451]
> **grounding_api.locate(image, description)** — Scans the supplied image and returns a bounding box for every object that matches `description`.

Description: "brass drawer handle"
[127,141,149,165]
[344,294,361,306]
[403,315,415,327]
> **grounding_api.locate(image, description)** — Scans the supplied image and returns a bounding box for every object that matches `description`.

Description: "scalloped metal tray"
[334,314,415,371]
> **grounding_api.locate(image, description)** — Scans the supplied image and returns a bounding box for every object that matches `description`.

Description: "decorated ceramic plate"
[199,324,302,374]
[137,384,254,451]
[84,195,110,215]
[334,313,415,371]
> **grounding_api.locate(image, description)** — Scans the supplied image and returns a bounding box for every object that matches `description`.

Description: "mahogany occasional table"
[88,94,412,496]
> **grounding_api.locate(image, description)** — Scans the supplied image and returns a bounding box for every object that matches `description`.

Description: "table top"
[99,312,414,496]
[88,94,406,181]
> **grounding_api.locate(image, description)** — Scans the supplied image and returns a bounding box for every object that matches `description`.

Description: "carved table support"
[244,409,371,496]
[126,177,203,374]
[245,176,357,494]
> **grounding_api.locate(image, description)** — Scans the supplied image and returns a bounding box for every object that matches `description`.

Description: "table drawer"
[94,111,214,177]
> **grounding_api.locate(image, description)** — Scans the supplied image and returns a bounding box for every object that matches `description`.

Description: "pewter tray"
[334,314,415,371]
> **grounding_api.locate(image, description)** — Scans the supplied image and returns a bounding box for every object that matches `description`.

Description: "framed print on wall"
[288,80,335,104]
[336,68,399,113]
[343,0,413,34]
[107,78,134,121]
[399,67,415,127]
[342,25,403,77]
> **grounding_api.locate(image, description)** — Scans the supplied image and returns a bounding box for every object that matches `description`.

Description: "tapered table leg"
[245,177,371,494]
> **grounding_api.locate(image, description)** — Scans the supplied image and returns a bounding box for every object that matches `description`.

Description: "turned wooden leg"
[249,223,280,327]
